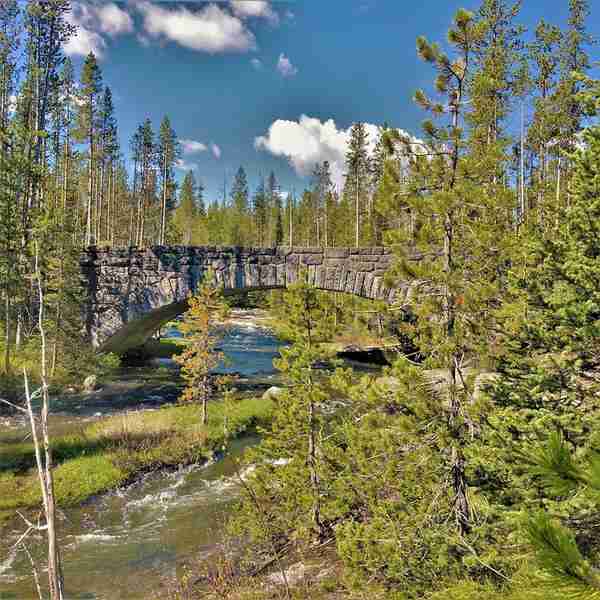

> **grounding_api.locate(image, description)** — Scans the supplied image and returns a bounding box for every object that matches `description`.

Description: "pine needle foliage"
[174,272,229,425]
[230,276,341,553]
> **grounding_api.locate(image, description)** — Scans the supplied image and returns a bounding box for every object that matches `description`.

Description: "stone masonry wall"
[82,246,411,350]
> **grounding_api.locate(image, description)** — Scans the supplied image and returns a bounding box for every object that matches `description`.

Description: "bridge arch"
[82,246,407,354]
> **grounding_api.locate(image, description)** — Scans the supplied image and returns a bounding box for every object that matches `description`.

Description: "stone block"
[322,258,347,267]
[354,272,365,296]
[286,263,298,285]
[276,264,286,286]
[302,254,323,266]
[315,266,325,288]
[345,270,356,294]
[324,248,349,259]
[363,273,374,298]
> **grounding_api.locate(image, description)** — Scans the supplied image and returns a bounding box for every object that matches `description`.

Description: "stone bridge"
[82,246,410,354]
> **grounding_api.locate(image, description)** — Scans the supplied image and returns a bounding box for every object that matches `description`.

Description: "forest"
[2,0,600,599]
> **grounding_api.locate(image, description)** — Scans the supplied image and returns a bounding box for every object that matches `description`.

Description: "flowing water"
[0,310,284,600]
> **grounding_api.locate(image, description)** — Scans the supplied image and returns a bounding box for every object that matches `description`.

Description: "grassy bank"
[0,396,273,527]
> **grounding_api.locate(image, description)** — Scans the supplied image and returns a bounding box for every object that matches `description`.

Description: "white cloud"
[64,13,106,57]
[175,158,197,172]
[96,3,134,36]
[276,53,297,77]
[137,2,256,53]
[211,143,222,159]
[255,115,421,188]
[231,1,279,25]
[180,139,208,154]
[251,57,263,70]
[64,2,133,58]
[63,2,132,58]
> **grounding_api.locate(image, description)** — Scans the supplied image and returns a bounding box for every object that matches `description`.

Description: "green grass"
[0,396,274,528]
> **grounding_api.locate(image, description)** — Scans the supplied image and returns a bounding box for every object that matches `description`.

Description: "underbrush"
[0,339,121,404]
[0,396,274,528]
[161,545,576,600]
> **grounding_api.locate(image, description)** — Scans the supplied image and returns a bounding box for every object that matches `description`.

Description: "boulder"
[262,386,284,401]
[82,374,98,392]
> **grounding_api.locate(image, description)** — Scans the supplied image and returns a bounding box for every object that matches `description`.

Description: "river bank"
[0,396,274,529]
[0,308,390,598]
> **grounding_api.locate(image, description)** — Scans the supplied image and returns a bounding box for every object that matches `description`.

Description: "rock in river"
[83,374,98,392]
[262,386,284,401]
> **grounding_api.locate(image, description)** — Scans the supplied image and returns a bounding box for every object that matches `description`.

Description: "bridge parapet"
[82,246,406,353]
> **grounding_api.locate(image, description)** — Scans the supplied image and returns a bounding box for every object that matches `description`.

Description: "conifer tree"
[253,176,267,246]
[174,274,228,425]
[343,122,370,246]
[266,171,280,246]
[232,277,338,544]
[527,19,563,223]
[376,4,513,547]
[230,166,249,245]
[75,52,102,246]
[312,162,333,246]
[487,102,600,541]
[157,115,178,245]
[173,171,199,245]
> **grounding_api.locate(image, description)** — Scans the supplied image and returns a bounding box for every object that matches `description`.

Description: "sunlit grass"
[0,396,274,527]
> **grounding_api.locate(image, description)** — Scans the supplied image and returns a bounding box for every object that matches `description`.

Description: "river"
[0,310,285,600]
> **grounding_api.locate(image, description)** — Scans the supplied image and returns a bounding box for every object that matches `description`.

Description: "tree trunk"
[307,397,323,538]
[3,291,10,374]
[28,243,64,599]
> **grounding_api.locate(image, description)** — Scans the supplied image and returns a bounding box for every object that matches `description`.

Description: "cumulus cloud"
[64,15,106,57]
[251,57,263,70]
[255,115,421,188]
[95,3,134,36]
[180,139,208,154]
[63,2,132,58]
[276,53,298,77]
[231,1,279,25]
[137,2,256,53]
[211,144,222,159]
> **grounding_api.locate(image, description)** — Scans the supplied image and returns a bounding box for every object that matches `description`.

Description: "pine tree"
[231,277,339,545]
[230,166,249,246]
[340,10,516,582]
[525,432,600,596]
[553,0,591,206]
[527,19,563,223]
[343,123,370,247]
[174,274,228,425]
[266,171,281,246]
[311,162,333,246]
[173,171,199,245]
[253,176,267,246]
[75,52,103,246]
[487,106,600,511]
[157,116,178,245]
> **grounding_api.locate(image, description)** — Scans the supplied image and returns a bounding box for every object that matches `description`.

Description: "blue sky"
[62,1,596,202]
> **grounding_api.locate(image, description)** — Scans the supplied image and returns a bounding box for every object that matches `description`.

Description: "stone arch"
[82,246,407,354]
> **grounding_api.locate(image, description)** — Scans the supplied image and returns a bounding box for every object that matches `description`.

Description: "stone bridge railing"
[82,246,410,353]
